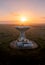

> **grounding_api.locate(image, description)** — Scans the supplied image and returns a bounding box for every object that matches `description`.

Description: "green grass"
[0,24,45,55]
[0,24,45,65]
[0,24,20,51]
[25,25,45,49]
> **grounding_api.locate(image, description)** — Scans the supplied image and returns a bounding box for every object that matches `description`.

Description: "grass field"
[0,24,45,51]
[25,24,45,49]
[0,24,20,51]
[0,24,45,65]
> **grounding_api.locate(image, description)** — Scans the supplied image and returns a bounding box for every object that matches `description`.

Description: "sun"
[20,17,27,22]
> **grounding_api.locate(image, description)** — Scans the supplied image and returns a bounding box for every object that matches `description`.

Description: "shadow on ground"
[0,48,45,65]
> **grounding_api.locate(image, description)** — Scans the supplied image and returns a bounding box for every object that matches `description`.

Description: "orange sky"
[0,11,45,25]
[0,0,45,25]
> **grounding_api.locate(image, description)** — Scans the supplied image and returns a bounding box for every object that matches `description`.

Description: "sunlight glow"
[20,17,27,22]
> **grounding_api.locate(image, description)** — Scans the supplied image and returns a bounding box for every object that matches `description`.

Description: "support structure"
[10,26,38,49]
[16,26,30,41]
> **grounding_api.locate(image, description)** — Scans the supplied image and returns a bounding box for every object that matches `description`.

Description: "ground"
[25,24,45,49]
[0,24,45,65]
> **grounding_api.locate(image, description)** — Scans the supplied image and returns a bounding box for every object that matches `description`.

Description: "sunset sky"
[0,0,45,24]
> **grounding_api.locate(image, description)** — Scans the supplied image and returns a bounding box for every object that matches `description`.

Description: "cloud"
[0,11,20,21]
[9,12,20,16]
[41,17,45,19]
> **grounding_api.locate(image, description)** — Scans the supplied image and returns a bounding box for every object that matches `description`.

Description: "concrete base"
[10,39,38,49]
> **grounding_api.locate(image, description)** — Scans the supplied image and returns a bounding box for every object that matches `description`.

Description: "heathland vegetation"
[0,24,20,51]
[0,24,45,65]
[25,24,45,49]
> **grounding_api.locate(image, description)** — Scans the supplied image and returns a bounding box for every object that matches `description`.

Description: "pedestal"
[16,26,30,40]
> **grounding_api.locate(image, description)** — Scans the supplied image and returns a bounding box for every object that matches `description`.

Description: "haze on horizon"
[0,0,45,25]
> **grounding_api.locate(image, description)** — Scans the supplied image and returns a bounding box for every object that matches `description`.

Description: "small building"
[16,41,33,48]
